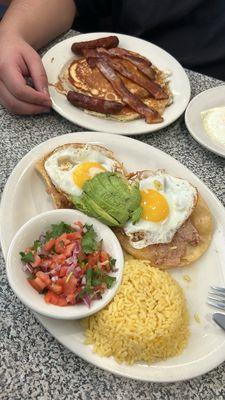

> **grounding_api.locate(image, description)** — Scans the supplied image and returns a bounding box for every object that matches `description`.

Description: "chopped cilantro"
[32,240,41,251]
[20,251,34,263]
[45,221,73,240]
[109,258,116,268]
[86,268,93,288]
[81,224,98,254]
[103,275,116,288]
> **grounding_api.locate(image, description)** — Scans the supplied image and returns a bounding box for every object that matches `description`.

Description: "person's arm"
[0,0,76,115]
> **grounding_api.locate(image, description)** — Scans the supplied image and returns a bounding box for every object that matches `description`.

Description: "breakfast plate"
[1,131,225,382]
[42,32,191,135]
[185,85,225,158]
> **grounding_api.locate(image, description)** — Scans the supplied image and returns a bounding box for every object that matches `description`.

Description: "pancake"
[56,52,173,122]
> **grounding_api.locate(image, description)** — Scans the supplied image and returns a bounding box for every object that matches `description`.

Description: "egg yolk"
[73,162,106,188]
[140,189,169,222]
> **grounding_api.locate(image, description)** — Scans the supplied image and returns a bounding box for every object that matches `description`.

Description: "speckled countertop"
[1,30,225,400]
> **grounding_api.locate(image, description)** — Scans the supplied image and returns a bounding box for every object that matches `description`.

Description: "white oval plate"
[185,85,225,158]
[1,132,225,382]
[42,32,191,135]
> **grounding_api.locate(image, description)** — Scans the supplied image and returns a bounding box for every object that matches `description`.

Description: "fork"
[207,286,225,310]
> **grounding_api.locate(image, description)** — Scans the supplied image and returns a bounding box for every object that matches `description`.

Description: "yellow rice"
[83,260,189,364]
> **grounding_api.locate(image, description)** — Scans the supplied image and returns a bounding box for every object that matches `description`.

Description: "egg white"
[124,172,198,248]
[44,147,116,197]
[201,107,225,146]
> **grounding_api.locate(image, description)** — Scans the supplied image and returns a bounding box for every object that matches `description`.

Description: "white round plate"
[185,85,225,157]
[42,32,191,135]
[1,132,225,382]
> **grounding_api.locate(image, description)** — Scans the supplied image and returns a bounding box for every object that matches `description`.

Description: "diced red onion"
[22,263,33,273]
[39,234,46,244]
[49,264,61,276]
[81,276,86,285]
[67,265,75,275]
[82,293,91,307]
[51,276,59,282]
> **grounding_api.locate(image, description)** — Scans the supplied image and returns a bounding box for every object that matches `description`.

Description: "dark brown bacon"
[108,47,156,80]
[92,55,163,123]
[67,91,123,114]
[71,36,119,55]
[108,58,168,100]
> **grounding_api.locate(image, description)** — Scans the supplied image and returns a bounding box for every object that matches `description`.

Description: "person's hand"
[0,32,52,114]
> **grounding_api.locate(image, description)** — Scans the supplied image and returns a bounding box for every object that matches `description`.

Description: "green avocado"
[71,172,142,227]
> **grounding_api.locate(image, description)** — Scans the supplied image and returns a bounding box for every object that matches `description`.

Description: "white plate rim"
[42,32,191,135]
[1,131,225,382]
[185,86,225,158]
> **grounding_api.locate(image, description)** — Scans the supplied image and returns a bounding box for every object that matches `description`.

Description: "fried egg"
[201,107,225,146]
[44,146,117,197]
[124,171,198,248]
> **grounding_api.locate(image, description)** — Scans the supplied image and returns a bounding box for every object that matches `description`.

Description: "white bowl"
[6,209,124,320]
[185,85,225,158]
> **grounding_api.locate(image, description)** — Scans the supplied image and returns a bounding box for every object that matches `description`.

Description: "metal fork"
[207,286,225,310]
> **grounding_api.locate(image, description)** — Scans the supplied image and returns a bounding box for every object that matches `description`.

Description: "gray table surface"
[1,30,225,400]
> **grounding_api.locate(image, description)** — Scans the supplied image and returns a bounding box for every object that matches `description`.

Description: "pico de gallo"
[20,221,116,307]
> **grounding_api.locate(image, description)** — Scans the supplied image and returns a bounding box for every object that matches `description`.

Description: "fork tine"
[208,296,225,303]
[208,291,225,298]
[210,286,225,293]
[207,299,225,310]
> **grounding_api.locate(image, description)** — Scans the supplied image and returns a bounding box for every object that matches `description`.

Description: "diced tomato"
[88,251,100,267]
[57,277,65,286]
[49,283,63,295]
[66,293,76,304]
[44,291,60,305]
[31,254,42,268]
[55,233,70,254]
[67,232,82,241]
[99,251,109,263]
[28,277,46,292]
[52,254,66,265]
[58,266,68,278]
[64,243,75,258]
[43,238,55,252]
[41,258,53,269]
[57,297,68,306]
[36,271,51,286]
[63,275,77,296]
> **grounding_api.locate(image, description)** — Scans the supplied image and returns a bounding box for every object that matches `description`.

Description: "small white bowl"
[185,85,225,158]
[6,209,124,320]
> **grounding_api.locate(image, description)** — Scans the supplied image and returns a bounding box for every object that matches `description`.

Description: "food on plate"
[72,171,142,227]
[115,170,212,269]
[83,259,189,364]
[20,221,117,307]
[56,35,172,124]
[67,91,123,115]
[201,106,225,146]
[71,35,119,55]
[35,143,125,208]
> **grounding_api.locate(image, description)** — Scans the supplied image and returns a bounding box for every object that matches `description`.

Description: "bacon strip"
[108,58,168,100]
[88,54,163,124]
[108,47,156,80]
[71,36,119,55]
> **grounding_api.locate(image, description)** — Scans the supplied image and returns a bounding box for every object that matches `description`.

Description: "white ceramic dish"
[42,32,191,135]
[6,209,124,320]
[185,85,225,157]
[1,131,225,382]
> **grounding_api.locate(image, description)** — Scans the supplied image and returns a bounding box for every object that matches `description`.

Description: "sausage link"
[71,36,119,55]
[67,91,123,114]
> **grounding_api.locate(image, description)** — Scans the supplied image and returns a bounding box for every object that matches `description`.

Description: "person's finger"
[24,48,50,94]
[2,64,51,107]
[0,80,51,115]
